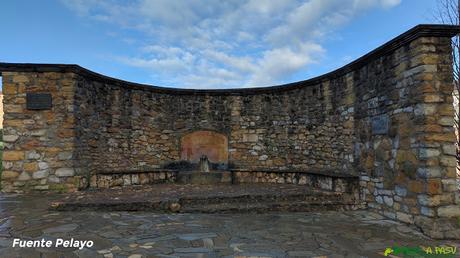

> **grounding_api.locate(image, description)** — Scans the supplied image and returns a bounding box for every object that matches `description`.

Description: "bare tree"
[435,0,460,79]
[434,0,460,187]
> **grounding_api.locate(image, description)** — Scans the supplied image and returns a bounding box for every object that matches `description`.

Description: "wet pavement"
[0,192,459,258]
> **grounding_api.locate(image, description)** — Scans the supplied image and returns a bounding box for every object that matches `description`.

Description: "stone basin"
[176,171,232,184]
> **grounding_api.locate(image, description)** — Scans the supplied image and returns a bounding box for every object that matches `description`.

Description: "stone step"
[181,200,360,213]
[51,199,359,213]
[179,191,359,213]
[178,192,346,205]
[51,188,360,213]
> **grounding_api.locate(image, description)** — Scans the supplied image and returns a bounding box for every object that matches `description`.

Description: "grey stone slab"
[173,247,211,253]
[287,250,318,257]
[371,114,389,135]
[177,233,217,241]
[43,223,79,233]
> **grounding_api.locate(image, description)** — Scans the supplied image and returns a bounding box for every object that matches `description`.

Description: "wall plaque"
[371,114,389,135]
[26,93,53,110]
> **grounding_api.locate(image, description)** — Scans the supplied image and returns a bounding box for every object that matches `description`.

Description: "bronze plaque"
[26,93,52,110]
[371,114,389,135]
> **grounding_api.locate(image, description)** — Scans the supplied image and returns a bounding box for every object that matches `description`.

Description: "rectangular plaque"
[371,114,389,135]
[26,93,53,110]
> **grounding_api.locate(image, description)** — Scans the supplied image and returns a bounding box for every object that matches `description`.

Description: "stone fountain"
[176,154,232,184]
[199,155,210,173]
[173,130,232,184]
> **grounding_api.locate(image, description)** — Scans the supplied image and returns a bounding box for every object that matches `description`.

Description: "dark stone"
[402,161,416,179]
[163,161,196,171]
[383,169,396,188]
[176,171,232,185]
[371,114,389,135]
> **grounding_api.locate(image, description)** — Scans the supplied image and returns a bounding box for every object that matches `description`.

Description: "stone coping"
[0,24,458,95]
[96,169,178,174]
[95,168,359,178]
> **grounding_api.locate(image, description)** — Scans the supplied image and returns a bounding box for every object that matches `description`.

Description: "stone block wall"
[90,170,177,188]
[356,36,460,239]
[71,76,354,178]
[0,24,459,238]
[0,92,4,128]
[0,72,80,192]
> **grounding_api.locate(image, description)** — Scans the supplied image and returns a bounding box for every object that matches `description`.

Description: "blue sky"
[0,0,441,88]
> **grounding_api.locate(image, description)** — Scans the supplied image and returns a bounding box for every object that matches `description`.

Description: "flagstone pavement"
[0,193,458,258]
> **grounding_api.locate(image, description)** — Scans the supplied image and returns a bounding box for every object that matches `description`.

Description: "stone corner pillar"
[0,71,81,192]
[356,25,460,240]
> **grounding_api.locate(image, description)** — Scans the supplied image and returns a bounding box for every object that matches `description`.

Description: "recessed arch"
[180,130,228,165]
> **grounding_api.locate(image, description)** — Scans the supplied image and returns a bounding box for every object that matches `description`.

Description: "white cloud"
[61,0,94,16]
[61,0,401,88]
[249,42,324,86]
[381,0,402,9]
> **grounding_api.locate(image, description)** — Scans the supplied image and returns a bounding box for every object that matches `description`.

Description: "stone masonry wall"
[0,72,79,192]
[0,92,4,128]
[0,25,459,239]
[72,75,354,179]
[356,36,460,239]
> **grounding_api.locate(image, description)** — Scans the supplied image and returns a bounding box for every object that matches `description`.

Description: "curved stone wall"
[72,72,355,175]
[0,24,459,239]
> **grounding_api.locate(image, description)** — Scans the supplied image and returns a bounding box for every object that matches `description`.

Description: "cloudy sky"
[1,0,440,88]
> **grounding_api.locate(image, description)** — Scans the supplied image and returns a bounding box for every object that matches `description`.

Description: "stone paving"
[1,193,459,258]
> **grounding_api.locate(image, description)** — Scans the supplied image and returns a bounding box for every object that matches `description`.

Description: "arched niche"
[180,130,228,165]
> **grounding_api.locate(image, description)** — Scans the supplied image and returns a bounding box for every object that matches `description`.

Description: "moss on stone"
[49,184,68,193]
[402,161,417,180]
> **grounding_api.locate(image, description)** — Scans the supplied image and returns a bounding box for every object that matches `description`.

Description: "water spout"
[199,155,210,173]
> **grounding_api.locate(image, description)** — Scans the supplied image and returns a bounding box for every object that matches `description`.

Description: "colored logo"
[383,245,457,257]
[384,247,394,256]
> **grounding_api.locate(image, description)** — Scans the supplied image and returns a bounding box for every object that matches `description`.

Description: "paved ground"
[0,192,459,258]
